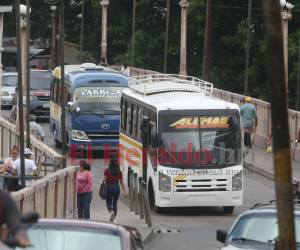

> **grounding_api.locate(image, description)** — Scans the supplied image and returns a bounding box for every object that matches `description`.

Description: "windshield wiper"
[79,111,104,118]
[161,139,183,169]
[232,238,266,244]
[101,109,120,113]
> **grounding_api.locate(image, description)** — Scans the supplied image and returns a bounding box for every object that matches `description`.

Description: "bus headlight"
[30,96,34,101]
[71,130,89,140]
[159,172,171,192]
[232,172,242,191]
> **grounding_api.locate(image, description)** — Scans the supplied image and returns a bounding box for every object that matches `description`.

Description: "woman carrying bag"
[104,157,128,223]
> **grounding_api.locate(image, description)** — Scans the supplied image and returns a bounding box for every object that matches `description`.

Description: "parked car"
[216,200,300,249]
[1,72,18,106]
[12,218,144,250]
[13,70,51,116]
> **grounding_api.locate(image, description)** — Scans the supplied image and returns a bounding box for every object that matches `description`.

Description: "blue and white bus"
[49,63,128,154]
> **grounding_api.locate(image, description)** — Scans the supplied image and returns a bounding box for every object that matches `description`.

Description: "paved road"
[1,108,276,250]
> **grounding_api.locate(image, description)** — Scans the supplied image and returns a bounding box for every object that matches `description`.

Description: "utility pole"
[131,0,136,67]
[51,5,57,70]
[80,0,84,63]
[26,0,30,148]
[59,0,66,169]
[297,25,300,111]
[163,0,170,74]
[262,0,296,249]
[244,0,252,96]
[100,0,109,62]
[15,0,26,189]
[202,0,211,81]
[179,0,189,76]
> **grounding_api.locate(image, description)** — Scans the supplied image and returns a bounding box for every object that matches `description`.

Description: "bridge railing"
[112,66,300,162]
[0,117,63,173]
[10,165,78,218]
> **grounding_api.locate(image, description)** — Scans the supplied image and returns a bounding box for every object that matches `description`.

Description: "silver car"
[1,72,17,106]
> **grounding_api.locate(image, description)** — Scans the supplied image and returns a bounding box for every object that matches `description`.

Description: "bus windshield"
[73,86,125,114]
[159,114,241,168]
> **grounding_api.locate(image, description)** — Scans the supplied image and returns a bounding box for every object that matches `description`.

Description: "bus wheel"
[54,129,62,148]
[223,206,234,214]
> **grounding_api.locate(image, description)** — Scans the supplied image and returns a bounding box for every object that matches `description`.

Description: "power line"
[155,0,300,12]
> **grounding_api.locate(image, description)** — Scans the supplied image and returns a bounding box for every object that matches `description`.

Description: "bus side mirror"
[67,102,73,111]
[244,131,251,147]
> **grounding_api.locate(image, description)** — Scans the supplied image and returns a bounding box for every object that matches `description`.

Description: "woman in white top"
[2,145,19,192]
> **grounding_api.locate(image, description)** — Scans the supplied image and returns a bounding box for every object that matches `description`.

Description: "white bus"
[120,74,244,214]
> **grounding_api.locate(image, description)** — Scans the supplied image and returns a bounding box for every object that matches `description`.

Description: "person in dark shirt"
[104,157,127,223]
[0,189,30,247]
[292,177,300,200]
[99,57,109,67]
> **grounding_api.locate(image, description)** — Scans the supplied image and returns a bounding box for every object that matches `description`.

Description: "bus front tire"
[223,206,234,214]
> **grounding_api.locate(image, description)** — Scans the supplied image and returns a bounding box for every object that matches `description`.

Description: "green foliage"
[3,0,300,109]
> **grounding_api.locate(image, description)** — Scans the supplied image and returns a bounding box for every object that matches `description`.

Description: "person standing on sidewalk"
[104,157,128,223]
[30,115,45,142]
[240,97,258,148]
[77,162,93,219]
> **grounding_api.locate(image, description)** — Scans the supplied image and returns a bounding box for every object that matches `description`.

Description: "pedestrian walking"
[104,157,128,223]
[2,146,19,192]
[29,115,45,142]
[292,177,300,199]
[240,97,258,148]
[77,161,93,219]
[99,57,109,67]
[121,63,130,76]
[11,148,38,190]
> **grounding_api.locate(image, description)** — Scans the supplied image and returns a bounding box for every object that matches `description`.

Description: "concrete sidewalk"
[244,145,300,180]
[86,163,154,242]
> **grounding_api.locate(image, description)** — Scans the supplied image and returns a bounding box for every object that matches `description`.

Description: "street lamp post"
[77,0,84,63]
[280,0,293,94]
[179,0,189,77]
[51,5,57,70]
[100,0,109,62]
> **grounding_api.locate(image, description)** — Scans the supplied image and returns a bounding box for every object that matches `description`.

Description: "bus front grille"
[174,178,228,192]
[87,132,119,140]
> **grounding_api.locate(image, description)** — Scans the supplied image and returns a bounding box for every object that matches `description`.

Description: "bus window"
[132,104,137,137]
[50,78,55,101]
[53,79,58,103]
[137,106,143,140]
[150,112,157,147]
[126,102,132,134]
[121,99,127,132]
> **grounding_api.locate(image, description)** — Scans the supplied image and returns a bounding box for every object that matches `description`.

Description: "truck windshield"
[73,86,125,114]
[160,115,241,168]
[30,77,51,90]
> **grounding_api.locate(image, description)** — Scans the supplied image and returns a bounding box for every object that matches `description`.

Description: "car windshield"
[2,76,18,86]
[14,225,123,250]
[73,86,125,114]
[160,114,241,168]
[228,213,300,243]
[30,77,51,90]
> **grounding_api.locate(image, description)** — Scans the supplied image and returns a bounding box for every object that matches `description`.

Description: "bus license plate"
[43,103,50,108]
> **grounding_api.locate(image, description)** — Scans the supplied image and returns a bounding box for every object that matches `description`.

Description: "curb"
[243,162,275,181]
[142,228,155,246]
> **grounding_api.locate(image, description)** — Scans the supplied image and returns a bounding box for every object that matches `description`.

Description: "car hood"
[220,242,273,250]
[30,90,50,96]
[71,114,120,132]
[1,86,16,94]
